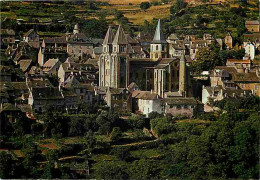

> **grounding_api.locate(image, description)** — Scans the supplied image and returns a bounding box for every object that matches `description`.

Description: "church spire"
[112,25,128,45]
[152,19,167,44]
[103,26,114,45]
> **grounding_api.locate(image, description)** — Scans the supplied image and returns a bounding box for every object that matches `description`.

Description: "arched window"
[156,45,158,51]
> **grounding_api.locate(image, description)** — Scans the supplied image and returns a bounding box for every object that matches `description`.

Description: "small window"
[177,105,181,109]
[184,105,188,109]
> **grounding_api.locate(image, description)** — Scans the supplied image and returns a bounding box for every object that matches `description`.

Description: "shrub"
[140,2,151,10]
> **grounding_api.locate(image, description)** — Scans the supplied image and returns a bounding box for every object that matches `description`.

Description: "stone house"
[132,90,163,117]
[243,42,256,60]
[66,24,94,58]
[28,87,65,113]
[38,47,67,66]
[210,66,260,96]
[58,62,97,84]
[0,103,25,135]
[105,88,132,112]
[42,58,61,75]
[42,36,67,50]
[23,29,40,49]
[224,32,233,49]
[226,59,251,69]
[245,20,260,33]
[63,76,95,105]
[164,97,203,118]
[189,40,208,59]
[0,29,15,48]
[18,59,33,73]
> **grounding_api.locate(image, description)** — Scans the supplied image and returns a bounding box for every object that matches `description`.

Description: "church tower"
[150,19,168,60]
[73,23,80,34]
[111,25,129,88]
[99,26,114,87]
[179,53,186,96]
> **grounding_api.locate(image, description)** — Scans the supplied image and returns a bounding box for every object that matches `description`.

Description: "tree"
[94,161,129,179]
[170,0,187,14]
[0,151,13,178]
[129,159,162,179]
[140,2,151,10]
[191,47,218,73]
[110,127,122,142]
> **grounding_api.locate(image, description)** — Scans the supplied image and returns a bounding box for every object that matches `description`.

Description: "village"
[0,0,259,179]
[1,19,260,123]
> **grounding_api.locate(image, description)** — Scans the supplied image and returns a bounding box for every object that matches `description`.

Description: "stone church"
[99,20,189,98]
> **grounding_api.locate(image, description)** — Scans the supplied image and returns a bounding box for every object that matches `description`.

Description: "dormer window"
[104,47,106,52]
[114,47,116,52]
[156,45,158,51]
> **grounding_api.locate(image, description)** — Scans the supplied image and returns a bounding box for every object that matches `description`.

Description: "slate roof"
[17,104,33,113]
[226,59,251,64]
[132,90,159,100]
[232,71,260,82]
[61,63,95,72]
[11,82,28,90]
[31,87,63,100]
[152,19,167,44]
[18,59,32,72]
[245,20,260,25]
[168,33,179,40]
[24,29,35,37]
[0,29,15,36]
[125,34,139,44]
[172,44,185,50]
[43,58,60,72]
[128,82,139,91]
[68,33,92,44]
[0,103,20,113]
[112,25,128,45]
[94,47,103,55]
[64,76,80,88]
[108,88,128,94]
[27,79,53,89]
[103,26,114,45]
[165,97,201,105]
[91,38,104,45]
[84,59,99,69]
[44,37,67,44]
[135,32,153,43]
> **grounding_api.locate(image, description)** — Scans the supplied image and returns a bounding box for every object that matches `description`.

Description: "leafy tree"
[191,47,218,73]
[94,161,129,179]
[0,151,13,178]
[129,159,162,179]
[170,0,187,14]
[110,127,122,142]
[140,2,151,10]
[150,118,175,136]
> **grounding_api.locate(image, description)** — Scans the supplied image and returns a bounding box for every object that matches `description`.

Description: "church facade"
[99,20,188,98]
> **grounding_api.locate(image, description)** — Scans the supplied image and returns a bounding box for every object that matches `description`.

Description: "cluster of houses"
[0,19,259,127]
